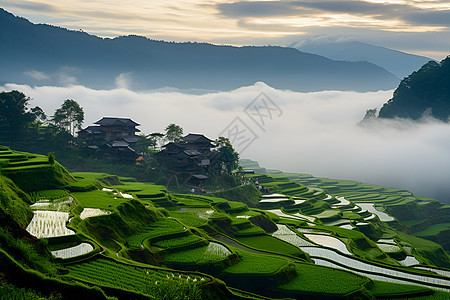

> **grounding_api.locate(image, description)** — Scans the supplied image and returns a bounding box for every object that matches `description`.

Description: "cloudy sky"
[1,0,450,59]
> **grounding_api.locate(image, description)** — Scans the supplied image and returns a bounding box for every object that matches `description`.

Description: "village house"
[78,117,141,161]
[156,133,215,184]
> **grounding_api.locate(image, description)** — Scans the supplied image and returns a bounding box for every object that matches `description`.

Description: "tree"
[135,133,157,157]
[52,99,84,136]
[30,106,47,125]
[149,132,165,150]
[164,124,183,143]
[0,90,37,145]
[213,137,240,175]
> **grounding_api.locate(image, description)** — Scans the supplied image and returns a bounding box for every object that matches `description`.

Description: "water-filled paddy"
[272,224,315,247]
[377,238,396,245]
[26,210,75,238]
[119,192,133,199]
[355,203,394,222]
[267,209,315,222]
[80,208,111,220]
[335,196,350,206]
[51,243,94,259]
[314,258,448,291]
[304,234,352,255]
[262,193,287,198]
[399,256,420,266]
[301,247,450,291]
[339,224,354,230]
[260,198,290,203]
[377,243,402,253]
[414,266,450,278]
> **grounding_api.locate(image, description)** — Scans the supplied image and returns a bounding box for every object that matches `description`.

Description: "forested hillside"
[379,56,450,121]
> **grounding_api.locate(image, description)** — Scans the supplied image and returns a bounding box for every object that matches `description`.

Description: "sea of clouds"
[2,82,449,203]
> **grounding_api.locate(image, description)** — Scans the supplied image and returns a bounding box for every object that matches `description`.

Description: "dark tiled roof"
[174,151,189,159]
[80,125,102,134]
[162,142,186,148]
[122,137,138,143]
[183,133,213,143]
[94,117,140,127]
[184,150,202,156]
[106,140,130,148]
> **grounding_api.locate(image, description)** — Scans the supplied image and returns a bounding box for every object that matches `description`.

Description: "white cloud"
[24,70,50,80]
[115,72,132,89]
[1,82,449,203]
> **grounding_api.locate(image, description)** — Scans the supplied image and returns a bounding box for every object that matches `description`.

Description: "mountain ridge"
[292,38,433,79]
[0,8,398,92]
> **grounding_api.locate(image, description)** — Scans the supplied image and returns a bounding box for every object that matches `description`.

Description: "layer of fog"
[2,82,449,203]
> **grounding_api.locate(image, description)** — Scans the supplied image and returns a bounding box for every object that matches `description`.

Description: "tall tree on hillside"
[30,106,47,125]
[0,90,40,145]
[52,99,84,136]
[212,137,240,175]
[164,124,183,143]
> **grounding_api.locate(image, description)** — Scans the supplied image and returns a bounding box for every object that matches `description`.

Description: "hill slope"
[292,39,432,79]
[0,8,398,92]
[378,57,450,121]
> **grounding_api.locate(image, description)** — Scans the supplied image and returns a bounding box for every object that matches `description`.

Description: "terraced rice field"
[303,234,352,255]
[223,252,290,276]
[355,203,395,222]
[414,266,450,278]
[67,258,208,297]
[334,196,350,206]
[339,224,354,230]
[272,225,315,247]
[300,247,450,292]
[376,243,402,253]
[259,193,291,203]
[29,197,73,212]
[377,238,396,244]
[119,192,133,199]
[26,211,75,238]
[164,242,232,264]
[127,219,186,249]
[80,208,111,220]
[267,209,316,222]
[51,243,94,259]
[278,262,369,295]
[153,235,205,249]
[178,207,215,219]
[399,256,420,266]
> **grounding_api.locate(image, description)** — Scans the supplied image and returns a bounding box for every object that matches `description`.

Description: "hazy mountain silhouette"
[0,8,398,92]
[292,38,432,79]
[378,57,450,121]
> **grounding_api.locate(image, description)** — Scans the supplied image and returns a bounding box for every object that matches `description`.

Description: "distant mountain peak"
[292,37,432,79]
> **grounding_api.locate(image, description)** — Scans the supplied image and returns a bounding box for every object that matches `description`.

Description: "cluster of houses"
[78,117,215,183]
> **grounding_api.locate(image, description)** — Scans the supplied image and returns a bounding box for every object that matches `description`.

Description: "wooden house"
[78,117,140,161]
